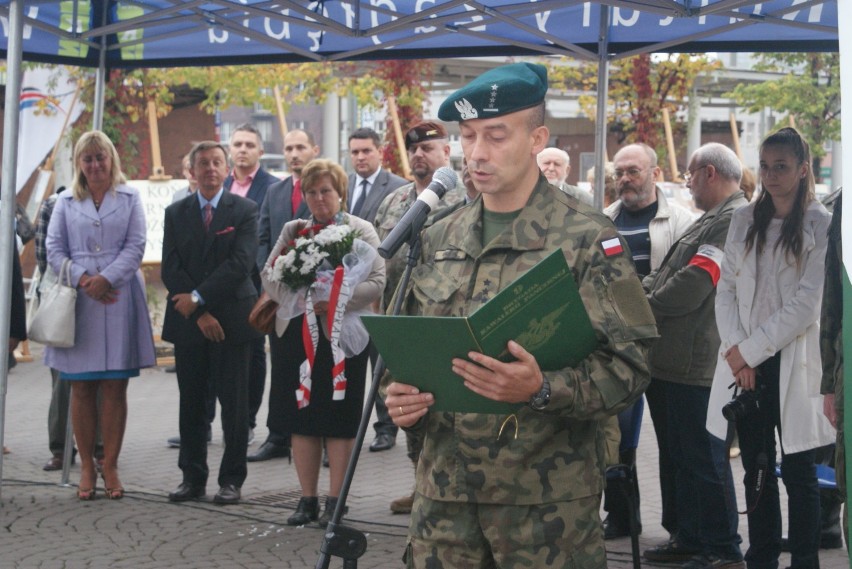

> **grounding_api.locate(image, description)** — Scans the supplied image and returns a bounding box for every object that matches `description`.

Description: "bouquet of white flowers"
[269,218,378,409]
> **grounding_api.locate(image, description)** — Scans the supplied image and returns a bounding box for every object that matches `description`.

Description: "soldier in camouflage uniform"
[820,190,845,548]
[383,62,656,568]
[374,121,463,514]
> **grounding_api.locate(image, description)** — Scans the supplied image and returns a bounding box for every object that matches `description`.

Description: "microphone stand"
[315,236,423,569]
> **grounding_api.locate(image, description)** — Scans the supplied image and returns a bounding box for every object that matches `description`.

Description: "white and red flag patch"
[687,244,724,286]
[601,237,623,256]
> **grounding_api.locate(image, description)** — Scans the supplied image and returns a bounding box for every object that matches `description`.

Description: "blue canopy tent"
[0,1,844,503]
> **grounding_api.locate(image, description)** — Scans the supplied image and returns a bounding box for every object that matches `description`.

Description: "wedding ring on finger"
[399,406,405,416]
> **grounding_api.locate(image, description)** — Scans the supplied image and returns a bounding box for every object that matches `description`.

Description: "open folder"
[361,249,598,414]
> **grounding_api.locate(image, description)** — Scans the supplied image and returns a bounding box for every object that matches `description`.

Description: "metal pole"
[92,1,109,131]
[0,0,26,499]
[593,5,611,211]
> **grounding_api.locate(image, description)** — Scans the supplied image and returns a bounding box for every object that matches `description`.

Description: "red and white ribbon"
[296,265,352,410]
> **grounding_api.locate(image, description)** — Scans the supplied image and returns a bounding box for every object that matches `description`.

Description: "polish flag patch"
[601,237,623,256]
[688,244,724,286]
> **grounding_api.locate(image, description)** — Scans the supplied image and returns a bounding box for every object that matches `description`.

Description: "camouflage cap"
[438,62,548,122]
[404,121,448,150]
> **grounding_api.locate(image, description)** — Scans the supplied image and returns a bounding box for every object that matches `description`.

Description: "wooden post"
[729,113,743,160]
[147,100,171,181]
[386,95,411,179]
[273,86,288,139]
[662,108,679,181]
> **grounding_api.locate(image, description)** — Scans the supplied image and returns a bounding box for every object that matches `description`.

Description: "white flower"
[314,224,352,246]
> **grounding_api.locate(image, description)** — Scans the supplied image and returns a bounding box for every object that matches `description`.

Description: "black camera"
[722,384,765,422]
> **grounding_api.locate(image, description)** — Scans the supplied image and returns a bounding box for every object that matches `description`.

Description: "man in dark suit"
[346,127,407,224]
[224,124,278,448]
[162,141,259,505]
[248,128,318,462]
[345,127,407,452]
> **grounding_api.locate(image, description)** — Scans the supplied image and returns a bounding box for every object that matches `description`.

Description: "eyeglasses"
[613,167,647,180]
[683,165,708,183]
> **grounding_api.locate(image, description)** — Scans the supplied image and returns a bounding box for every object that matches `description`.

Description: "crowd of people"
[4,61,845,569]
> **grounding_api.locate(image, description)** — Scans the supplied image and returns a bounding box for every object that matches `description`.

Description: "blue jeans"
[664,381,742,559]
[737,353,820,569]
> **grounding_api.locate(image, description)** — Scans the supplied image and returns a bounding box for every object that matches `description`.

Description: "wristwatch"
[190,291,201,304]
[528,376,551,411]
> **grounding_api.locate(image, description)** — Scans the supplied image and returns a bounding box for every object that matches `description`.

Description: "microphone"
[378,166,458,259]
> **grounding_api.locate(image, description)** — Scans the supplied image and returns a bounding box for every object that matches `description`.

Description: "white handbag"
[29,259,77,348]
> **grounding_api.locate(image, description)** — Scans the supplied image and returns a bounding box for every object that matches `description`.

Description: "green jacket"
[644,190,747,386]
[395,176,656,505]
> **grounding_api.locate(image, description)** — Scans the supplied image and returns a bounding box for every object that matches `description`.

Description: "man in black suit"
[345,127,407,452]
[347,128,407,224]
[162,141,259,505]
[224,124,278,448]
[248,128,318,462]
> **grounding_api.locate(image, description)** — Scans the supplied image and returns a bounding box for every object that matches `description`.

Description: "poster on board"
[128,179,188,264]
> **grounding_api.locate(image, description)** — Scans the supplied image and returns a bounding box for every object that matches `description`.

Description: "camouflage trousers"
[405,493,606,568]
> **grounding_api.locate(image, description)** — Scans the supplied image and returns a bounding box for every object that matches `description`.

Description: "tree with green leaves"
[726,52,840,181]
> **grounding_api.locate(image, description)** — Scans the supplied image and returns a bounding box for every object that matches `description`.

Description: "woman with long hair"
[45,131,156,499]
[707,127,835,569]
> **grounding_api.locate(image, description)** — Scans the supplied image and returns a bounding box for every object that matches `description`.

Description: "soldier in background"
[384,62,656,568]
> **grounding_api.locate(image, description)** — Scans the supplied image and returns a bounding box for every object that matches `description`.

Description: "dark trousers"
[247,335,266,430]
[175,341,250,488]
[646,377,678,536]
[665,381,742,559]
[265,330,292,446]
[738,354,820,569]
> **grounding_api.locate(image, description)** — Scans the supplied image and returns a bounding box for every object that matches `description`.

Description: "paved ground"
[1,346,849,568]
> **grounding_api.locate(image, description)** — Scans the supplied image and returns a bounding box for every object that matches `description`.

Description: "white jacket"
[604,186,695,272]
[706,200,835,453]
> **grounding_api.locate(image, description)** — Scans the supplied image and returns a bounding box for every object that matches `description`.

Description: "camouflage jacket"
[643,190,747,386]
[820,192,842,395]
[374,180,463,311]
[395,176,656,505]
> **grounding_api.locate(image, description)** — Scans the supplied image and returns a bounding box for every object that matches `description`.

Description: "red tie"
[203,203,213,232]
[292,179,302,216]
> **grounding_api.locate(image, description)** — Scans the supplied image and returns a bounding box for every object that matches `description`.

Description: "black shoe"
[287,496,320,526]
[167,427,212,448]
[213,484,241,505]
[168,482,206,502]
[318,496,348,528]
[369,433,396,452]
[43,451,76,471]
[602,516,636,540]
[247,440,291,462]
[644,539,700,563]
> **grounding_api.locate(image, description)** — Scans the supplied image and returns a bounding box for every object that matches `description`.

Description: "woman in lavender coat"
[45,131,155,500]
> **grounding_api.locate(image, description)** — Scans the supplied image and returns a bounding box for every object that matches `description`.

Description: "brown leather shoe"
[390,491,414,514]
[43,455,63,471]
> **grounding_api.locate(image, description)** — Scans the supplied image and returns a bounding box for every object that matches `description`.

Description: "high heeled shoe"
[287,496,319,526]
[77,485,96,500]
[101,472,124,500]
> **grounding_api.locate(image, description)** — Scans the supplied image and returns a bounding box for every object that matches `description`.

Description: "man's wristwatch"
[528,377,551,411]
[190,291,201,304]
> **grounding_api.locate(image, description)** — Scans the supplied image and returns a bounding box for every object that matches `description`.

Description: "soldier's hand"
[453,340,544,403]
[386,382,433,428]
[197,312,225,342]
[823,393,838,429]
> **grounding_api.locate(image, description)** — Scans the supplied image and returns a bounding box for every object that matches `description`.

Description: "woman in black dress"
[261,159,385,526]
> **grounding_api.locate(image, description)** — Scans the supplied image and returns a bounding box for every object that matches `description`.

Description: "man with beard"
[601,142,694,540]
[372,120,463,513]
[248,128,319,462]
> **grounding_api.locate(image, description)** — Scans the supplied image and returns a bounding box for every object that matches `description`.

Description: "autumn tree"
[550,54,718,178]
[726,52,840,180]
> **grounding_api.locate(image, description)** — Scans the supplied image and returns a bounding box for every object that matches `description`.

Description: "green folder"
[361,249,598,414]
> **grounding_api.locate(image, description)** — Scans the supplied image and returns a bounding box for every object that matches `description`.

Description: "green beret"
[438,62,548,122]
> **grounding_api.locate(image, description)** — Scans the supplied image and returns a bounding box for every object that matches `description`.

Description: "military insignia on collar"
[601,237,623,256]
[455,98,478,120]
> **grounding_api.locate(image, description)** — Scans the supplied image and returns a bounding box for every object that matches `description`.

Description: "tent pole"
[0,0,25,499]
[92,1,109,131]
[593,5,611,211]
